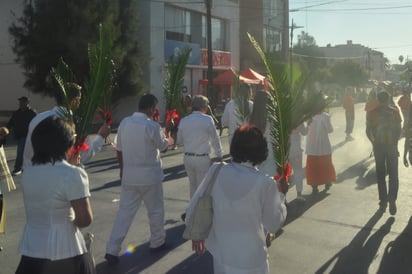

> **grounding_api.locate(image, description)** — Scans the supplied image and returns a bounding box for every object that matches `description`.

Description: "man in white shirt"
[177,95,223,219]
[105,94,169,265]
[221,84,253,145]
[23,84,111,166]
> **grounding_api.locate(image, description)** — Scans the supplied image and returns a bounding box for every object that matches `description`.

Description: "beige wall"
[0,0,55,113]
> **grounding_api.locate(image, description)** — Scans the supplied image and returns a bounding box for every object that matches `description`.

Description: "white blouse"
[306,112,333,156]
[18,160,90,260]
[199,162,287,273]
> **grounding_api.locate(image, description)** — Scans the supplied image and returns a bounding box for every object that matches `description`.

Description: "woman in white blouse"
[189,125,287,274]
[15,116,94,274]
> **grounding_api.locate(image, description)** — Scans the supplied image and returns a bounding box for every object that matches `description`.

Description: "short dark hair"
[55,82,82,105]
[139,94,158,111]
[377,91,389,104]
[31,116,76,165]
[230,125,268,166]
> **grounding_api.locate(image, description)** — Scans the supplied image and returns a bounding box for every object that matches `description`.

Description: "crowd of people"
[0,85,410,273]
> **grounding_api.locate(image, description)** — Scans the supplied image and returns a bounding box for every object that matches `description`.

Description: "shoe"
[12,169,22,176]
[312,186,319,194]
[181,213,186,222]
[389,201,397,215]
[172,145,178,150]
[149,243,168,253]
[104,253,119,265]
[325,183,332,191]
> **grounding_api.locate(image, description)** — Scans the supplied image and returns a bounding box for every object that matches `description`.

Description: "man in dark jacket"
[6,96,37,175]
[366,91,402,215]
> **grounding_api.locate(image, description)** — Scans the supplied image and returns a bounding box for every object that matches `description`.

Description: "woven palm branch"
[164,47,191,117]
[51,23,114,145]
[248,33,328,179]
[50,58,78,120]
[77,23,114,140]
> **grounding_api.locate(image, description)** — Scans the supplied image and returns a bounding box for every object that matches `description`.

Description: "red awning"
[199,68,263,86]
[240,68,266,85]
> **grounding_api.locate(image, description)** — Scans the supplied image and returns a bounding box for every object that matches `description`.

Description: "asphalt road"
[1,102,412,274]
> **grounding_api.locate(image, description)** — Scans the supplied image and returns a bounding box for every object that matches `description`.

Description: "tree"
[9,0,146,102]
[293,31,326,91]
[399,55,404,64]
[329,60,368,88]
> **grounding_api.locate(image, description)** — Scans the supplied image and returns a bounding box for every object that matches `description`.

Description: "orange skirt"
[306,154,336,186]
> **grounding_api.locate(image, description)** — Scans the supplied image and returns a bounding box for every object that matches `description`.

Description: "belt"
[184,152,209,157]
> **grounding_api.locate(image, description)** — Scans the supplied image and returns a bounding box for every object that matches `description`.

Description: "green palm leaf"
[51,23,115,143]
[248,33,329,178]
[164,47,191,117]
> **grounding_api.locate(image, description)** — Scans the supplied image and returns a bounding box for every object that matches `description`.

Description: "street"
[1,103,412,274]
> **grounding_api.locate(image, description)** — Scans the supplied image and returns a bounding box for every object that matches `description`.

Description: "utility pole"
[205,0,214,104]
[282,0,289,62]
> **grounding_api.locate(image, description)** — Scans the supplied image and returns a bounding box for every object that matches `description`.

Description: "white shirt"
[221,99,253,144]
[177,111,223,158]
[306,112,333,156]
[116,112,169,186]
[23,106,105,166]
[289,123,307,157]
[18,160,90,260]
[196,162,286,272]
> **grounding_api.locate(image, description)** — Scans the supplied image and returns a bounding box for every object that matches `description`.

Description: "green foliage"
[164,48,191,117]
[329,60,369,87]
[248,33,329,176]
[51,24,115,141]
[9,0,145,102]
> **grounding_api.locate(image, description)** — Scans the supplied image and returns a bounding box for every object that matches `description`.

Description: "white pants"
[183,155,211,198]
[289,152,304,193]
[106,184,165,256]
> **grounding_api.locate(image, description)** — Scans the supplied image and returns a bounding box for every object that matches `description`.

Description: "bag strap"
[204,162,223,195]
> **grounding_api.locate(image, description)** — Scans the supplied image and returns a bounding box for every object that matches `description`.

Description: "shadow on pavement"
[95,224,188,274]
[335,157,375,188]
[315,210,393,274]
[284,191,330,226]
[377,216,412,273]
[90,180,121,192]
[332,140,348,152]
[166,252,213,274]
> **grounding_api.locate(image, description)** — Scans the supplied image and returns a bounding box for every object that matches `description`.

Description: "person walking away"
[177,95,223,221]
[105,94,169,265]
[289,123,308,201]
[15,116,95,274]
[23,84,110,167]
[5,96,36,175]
[366,91,402,215]
[397,90,411,135]
[221,84,253,145]
[249,90,277,177]
[188,125,287,273]
[342,89,355,141]
[306,102,336,194]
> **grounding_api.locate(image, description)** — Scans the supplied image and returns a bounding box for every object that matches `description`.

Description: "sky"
[289,0,412,64]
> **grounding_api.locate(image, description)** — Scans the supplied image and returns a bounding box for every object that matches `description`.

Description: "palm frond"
[51,23,115,143]
[77,23,114,140]
[164,47,191,117]
[248,33,329,177]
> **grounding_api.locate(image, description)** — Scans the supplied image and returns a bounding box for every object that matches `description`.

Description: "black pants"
[15,253,95,274]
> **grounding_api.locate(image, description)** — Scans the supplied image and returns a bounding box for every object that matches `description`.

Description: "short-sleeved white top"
[18,160,90,260]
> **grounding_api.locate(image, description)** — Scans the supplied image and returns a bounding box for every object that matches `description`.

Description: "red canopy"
[199,68,261,85]
[240,68,266,85]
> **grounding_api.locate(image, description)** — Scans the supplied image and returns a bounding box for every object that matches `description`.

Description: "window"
[165,6,191,42]
[202,15,226,50]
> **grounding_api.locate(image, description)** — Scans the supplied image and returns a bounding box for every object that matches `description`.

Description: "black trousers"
[15,252,95,274]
